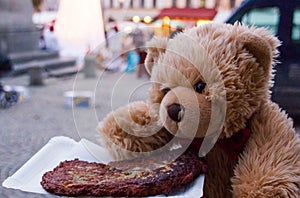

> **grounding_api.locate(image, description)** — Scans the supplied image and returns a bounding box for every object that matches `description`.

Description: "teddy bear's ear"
[145,37,169,75]
[237,31,279,77]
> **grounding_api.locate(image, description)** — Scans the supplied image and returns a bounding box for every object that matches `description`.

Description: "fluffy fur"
[98,23,300,197]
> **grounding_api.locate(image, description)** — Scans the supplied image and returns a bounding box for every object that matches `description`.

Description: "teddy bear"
[98,22,300,197]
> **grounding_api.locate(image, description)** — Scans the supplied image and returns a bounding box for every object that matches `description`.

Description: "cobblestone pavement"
[0,71,299,197]
[0,70,149,197]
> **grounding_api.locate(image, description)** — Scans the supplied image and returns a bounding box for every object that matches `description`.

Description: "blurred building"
[102,0,243,22]
[37,0,243,23]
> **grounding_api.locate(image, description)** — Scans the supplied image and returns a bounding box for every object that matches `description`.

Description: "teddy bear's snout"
[167,104,184,122]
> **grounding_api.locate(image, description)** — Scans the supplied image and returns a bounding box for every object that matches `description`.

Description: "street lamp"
[144,16,152,24]
[132,15,141,23]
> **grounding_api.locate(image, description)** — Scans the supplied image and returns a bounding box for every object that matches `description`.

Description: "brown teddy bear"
[98,23,300,197]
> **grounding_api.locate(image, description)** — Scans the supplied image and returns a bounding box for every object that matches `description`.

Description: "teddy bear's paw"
[98,101,172,160]
[99,101,163,137]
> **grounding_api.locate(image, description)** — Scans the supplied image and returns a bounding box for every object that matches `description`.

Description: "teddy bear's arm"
[98,101,172,160]
[231,101,300,197]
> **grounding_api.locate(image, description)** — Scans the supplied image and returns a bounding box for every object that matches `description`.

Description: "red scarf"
[179,128,251,160]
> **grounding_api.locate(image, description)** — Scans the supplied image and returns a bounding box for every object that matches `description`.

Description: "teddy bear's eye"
[194,82,206,93]
[161,87,171,95]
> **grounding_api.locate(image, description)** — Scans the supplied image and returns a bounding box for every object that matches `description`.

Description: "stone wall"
[0,0,39,55]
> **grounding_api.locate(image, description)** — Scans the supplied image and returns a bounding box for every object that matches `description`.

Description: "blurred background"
[2,0,296,118]
[1,0,247,77]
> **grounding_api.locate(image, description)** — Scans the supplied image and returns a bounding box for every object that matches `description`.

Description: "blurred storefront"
[101,0,243,22]
[152,7,217,36]
[34,0,243,21]
[101,0,243,37]
[33,0,243,30]
[30,0,244,57]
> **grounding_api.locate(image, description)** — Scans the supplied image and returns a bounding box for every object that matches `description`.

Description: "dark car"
[226,0,300,119]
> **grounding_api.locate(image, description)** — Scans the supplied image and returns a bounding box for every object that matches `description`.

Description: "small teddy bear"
[99,23,300,197]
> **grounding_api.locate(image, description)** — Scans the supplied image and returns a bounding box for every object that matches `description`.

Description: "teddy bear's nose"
[167,104,184,122]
